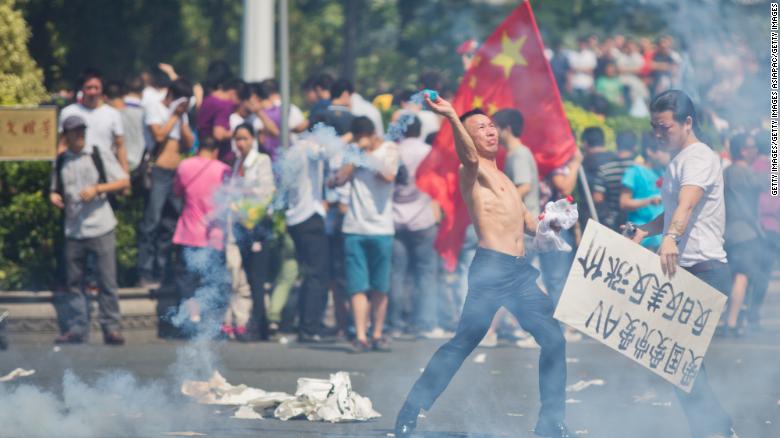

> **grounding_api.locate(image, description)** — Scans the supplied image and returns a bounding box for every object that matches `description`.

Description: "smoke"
[0,370,212,438]
[642,0,767,132]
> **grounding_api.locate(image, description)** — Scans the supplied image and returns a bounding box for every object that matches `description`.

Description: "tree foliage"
[0,0,46,104]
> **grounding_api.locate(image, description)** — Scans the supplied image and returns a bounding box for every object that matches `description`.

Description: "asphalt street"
[1,292,779,438]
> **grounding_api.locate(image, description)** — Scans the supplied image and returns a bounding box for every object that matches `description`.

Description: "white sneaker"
[420,327,454,340]
[513,329,530,340]
[515,337,540,349]
[564,330,583,342]
[479,331,498,348]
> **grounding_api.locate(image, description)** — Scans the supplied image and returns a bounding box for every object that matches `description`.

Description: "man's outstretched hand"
[424,94,457,118]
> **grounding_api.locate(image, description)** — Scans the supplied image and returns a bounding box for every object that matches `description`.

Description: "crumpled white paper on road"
[182,371,379,423]
[275,372,381,422]
[566,379,605,392]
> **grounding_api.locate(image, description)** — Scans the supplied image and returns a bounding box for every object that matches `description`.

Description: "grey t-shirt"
[50,145,128,239]
[724,162,764,245]
[504,144,540,216]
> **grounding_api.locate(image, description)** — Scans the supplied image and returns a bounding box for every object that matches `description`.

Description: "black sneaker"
[54,331,85,344]
[394,402,420,437]
[371,337,392,352]
[349,339,371,353]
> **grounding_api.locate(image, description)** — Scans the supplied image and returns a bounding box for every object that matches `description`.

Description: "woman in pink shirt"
[172,136,232,336]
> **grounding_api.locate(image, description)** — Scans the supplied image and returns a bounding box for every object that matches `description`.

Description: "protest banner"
[0,106,57,161]
[554,220,727,392]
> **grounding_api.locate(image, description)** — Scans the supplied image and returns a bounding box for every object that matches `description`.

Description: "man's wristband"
[663,232,682,244]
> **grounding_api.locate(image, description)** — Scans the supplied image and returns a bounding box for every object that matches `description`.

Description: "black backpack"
[54,146,118,209]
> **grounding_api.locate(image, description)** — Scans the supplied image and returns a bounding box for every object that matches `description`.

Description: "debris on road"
[566,379,605,392]
[275,372,381,422]
[473,353,487,363]
[566,398,582,404]
[183,371,379,423]
[232,405,263,420]
[0,368,35,382]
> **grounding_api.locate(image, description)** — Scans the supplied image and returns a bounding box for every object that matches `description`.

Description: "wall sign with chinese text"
[554,220,727,392]
[0,106,57,161]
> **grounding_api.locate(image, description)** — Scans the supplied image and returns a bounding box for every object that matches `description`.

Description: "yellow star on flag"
[472,95,484,108]
[487,103,499,115]
[490,32,527,79]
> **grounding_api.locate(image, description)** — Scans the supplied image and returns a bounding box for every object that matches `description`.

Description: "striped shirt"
[583,151,634,230]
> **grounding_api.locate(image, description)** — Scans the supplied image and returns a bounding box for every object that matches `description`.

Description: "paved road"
[2,289,780,437]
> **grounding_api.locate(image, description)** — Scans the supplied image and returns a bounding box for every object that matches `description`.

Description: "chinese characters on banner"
[554,220,727,393]
[0,107,57,160]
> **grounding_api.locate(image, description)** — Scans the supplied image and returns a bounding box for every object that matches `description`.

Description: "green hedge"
[0,163,142,290]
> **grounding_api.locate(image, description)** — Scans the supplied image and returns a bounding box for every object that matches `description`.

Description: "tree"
[0,0,46,104]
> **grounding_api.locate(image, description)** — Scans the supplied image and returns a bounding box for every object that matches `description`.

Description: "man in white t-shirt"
[567,38,597,94]
[330,116,399,352]
[388,116,441,338]
[137,79,195,288]
[280,138,332,343]
[631,90,735,438]
[58,69,127,172]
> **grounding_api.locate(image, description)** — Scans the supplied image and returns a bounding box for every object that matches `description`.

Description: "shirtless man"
[394,96,569,438]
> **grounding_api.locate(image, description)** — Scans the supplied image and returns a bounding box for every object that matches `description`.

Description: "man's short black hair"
[125,74,144,94]
[330,78,354,99]
[79,68,103,88]
[403,115,422,139]
[260,78,279,96]
[250,82,267,100]
[616,131,637,152]
[582,126,605,148]
[104,79,124,100]
[200,136,219,151]
[350,116,375,139]
[459,108,486,124]
[147,65,171,89]
[492,109,524,137]
[204,60,232,92]
[650,89,698,130]
[223,78,249,100]
[640,131,657,160]
[729,133,752,161]
[302,73,332,92]
[169,78,193,101]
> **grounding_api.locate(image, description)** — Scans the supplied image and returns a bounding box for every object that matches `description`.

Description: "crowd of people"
[46,53,775,353]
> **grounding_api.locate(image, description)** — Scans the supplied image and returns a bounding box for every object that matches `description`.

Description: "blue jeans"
[538,228,576,305]
[404,247,567,424]
[389,225,439,333]
[677,261,733,438]
[137,166,181,282]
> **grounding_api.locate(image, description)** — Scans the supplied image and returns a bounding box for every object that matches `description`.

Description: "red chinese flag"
[416,0,576,271]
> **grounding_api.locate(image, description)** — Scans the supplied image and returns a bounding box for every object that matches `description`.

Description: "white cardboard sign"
[554,220,727,392]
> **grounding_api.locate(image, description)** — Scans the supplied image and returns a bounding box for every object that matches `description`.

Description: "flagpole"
[577,167,599,222]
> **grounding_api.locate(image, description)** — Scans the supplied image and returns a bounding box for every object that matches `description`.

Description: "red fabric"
[416,0,576,271]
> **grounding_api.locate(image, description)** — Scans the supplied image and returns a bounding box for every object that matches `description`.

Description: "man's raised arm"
[424,95,479,171]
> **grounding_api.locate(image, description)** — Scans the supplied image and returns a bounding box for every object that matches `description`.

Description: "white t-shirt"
[283,141,326,226]
[144,100,186,141]
[58,103,124,154]
[342,141,399,235]
[567,49,597,90]
[417,110,440,141]
[142,86,167,108]
[661,142,727,267]
[393,137,435,231]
